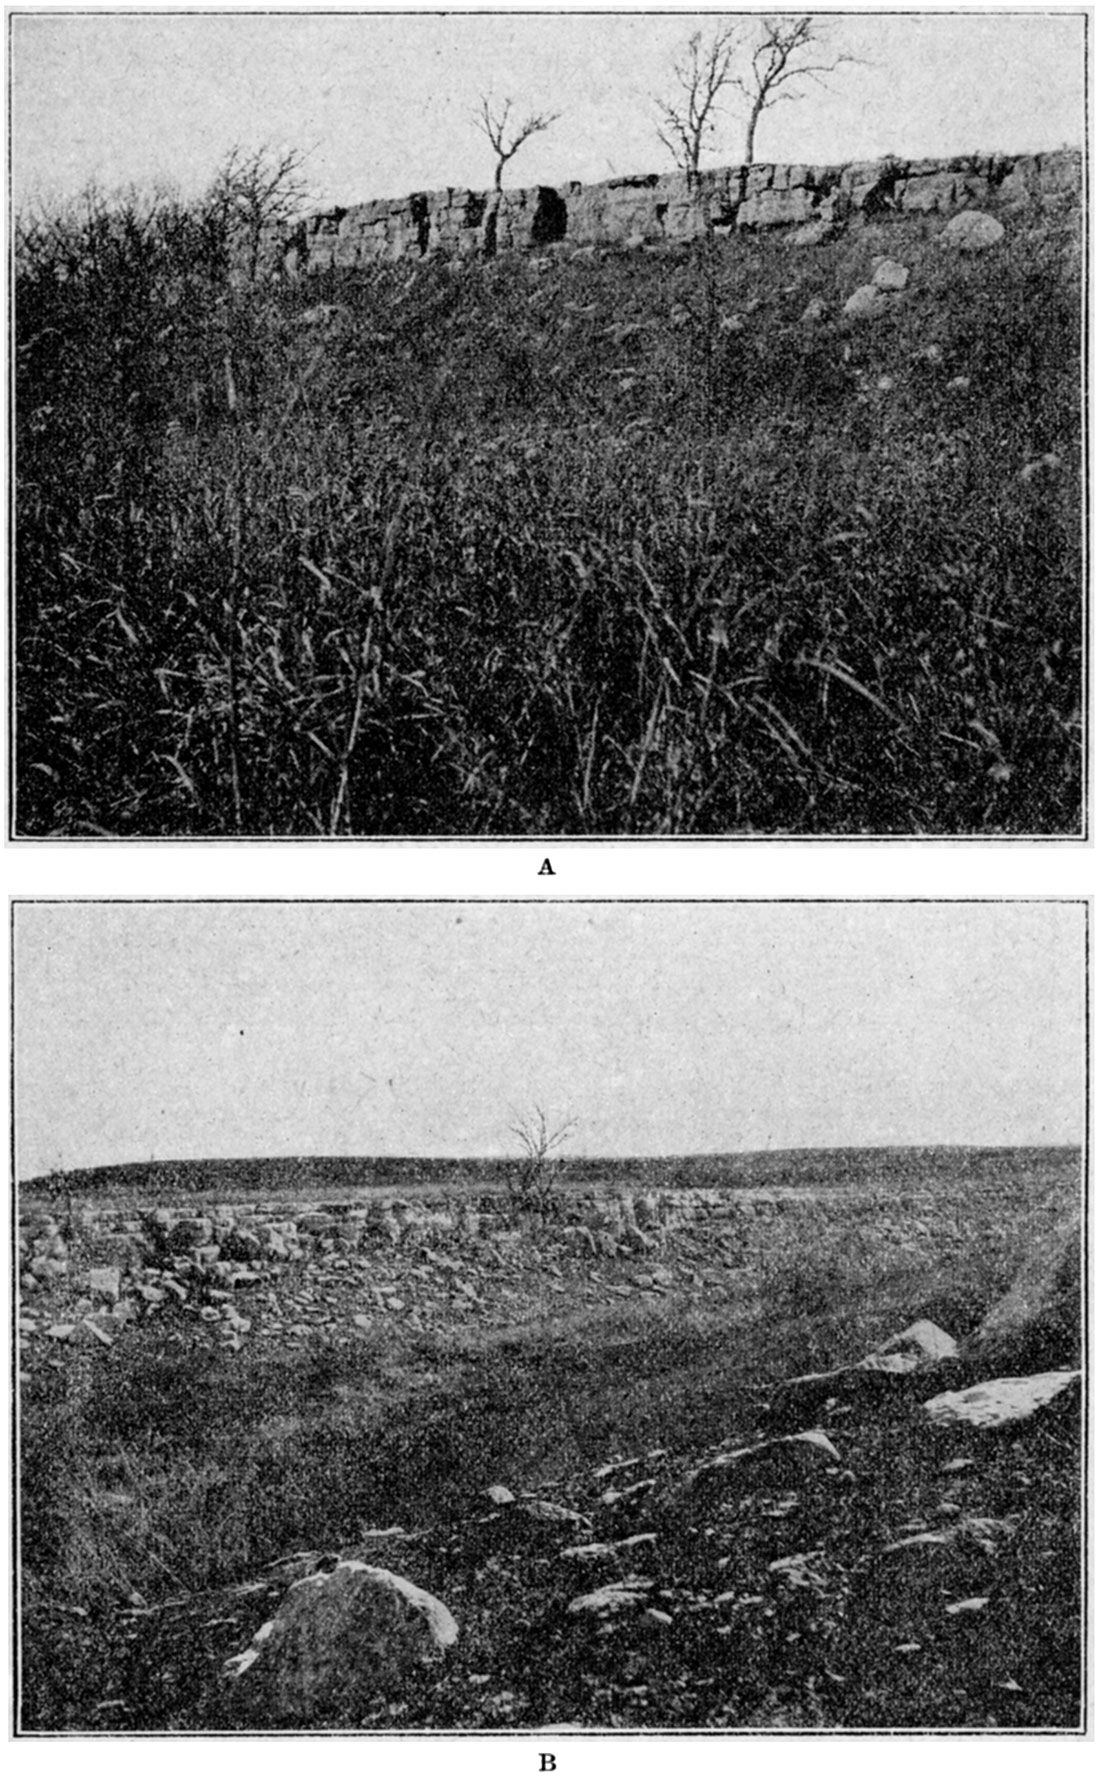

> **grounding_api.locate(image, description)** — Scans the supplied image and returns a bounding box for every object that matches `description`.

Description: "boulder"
[788,219,834,248]
[899,170,959,213]
[166,1217,213,1252]
[859,1319,957,1374]
[941,210,1005,252]
[923,1370,1080,1430]
[843,284,894,320]
[873,258,910,291]
[225,1560,458,1722]
[221,1227,264,1263]
[687,1429,839,1497]
[567,1581,653,1618]
[772,1319,957,1417]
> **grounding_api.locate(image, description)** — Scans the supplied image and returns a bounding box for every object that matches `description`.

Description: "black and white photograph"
[9,10,1086,838]
[13,900,1085,1733]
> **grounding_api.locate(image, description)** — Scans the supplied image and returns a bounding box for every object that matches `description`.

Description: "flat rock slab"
[923,1369,1080,1429]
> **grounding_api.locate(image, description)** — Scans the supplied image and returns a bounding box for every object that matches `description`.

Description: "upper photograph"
[10,11,1085,839]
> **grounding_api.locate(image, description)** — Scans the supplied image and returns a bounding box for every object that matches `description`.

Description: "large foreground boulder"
[225,1560,458,1723]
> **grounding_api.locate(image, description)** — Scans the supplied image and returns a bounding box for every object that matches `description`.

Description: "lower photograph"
[13,900,1085,1735]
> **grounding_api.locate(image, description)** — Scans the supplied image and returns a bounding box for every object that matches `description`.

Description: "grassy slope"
[18,1155,1081,1731]
[16,193,1081,835]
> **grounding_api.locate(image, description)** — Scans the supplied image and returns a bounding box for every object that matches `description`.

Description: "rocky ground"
[17,1170,1083,1734]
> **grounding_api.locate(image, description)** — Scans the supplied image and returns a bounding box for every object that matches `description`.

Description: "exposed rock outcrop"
[251,148,1079,276]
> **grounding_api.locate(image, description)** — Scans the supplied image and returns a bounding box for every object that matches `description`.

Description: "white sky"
[9,10,1087,215]
[13,903,1085,1179]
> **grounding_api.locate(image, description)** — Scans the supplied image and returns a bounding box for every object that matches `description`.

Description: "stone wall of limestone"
[261,147,1080,277]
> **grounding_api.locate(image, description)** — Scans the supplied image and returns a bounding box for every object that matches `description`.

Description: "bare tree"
[475,97,561,191]
[734,16,863,165]
[505,1105,578,1224]
[655,16,862,175]
[655,22,740,181]
[207,144,310,281]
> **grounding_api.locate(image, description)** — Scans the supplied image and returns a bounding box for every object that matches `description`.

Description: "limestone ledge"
[255,148,1080,275]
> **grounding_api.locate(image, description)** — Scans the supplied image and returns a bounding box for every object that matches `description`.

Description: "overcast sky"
[10,11,1087,215]
[13,903,1084,1180]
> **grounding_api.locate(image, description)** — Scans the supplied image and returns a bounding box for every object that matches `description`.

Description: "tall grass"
[15,184,1081,833]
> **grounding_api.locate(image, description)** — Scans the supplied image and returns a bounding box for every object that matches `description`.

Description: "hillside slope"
[15,184,1081,835]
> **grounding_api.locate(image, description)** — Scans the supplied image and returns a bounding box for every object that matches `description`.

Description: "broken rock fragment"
[923,1370,1080,1430]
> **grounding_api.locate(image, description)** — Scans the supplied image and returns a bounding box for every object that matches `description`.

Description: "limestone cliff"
[257,148,1080,276]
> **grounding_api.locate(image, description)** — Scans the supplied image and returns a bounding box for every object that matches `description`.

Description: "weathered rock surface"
[844,284,896,320]
[772,1318,958,1418]
[923,1370,1081,1430]
[860,1319,958,1374]
[245,148,1078,275]
[873,258,910,290]
[225,1560,458,1720]
[687,1428,840,1496]
[941,210,1006,252]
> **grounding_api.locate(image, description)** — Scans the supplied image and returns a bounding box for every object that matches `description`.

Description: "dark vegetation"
[14,173,1081,835]
[21,1143,1079,1208]
[18,1151,1082,1731]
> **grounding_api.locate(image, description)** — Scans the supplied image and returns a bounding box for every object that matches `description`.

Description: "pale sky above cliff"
[10,10,1087,215]
[14,903,1084,1179]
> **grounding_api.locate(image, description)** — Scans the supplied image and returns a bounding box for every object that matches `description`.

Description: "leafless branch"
[732,16,866,163]
[475,96,562,191]
[653,24,740,180]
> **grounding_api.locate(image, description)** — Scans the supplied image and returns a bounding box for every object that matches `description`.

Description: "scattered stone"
[640,1607,673,1629]
[517,1500,590,1528]
[788,219,834,248]
[873,258,910,290]
[225,1561,458,1720]
[859,1320,958,1374]
[800,296,827,323]
[561,1534,656,1561]
[923,1370,1080,1430]
[687,1430,840,1496]
[567,1580,654,1618]
[87,1266,122,1301]
[486,1484,516,1506]
[941,209,1005,251]
[767,1551,829,1590]
[843,284,895,320]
